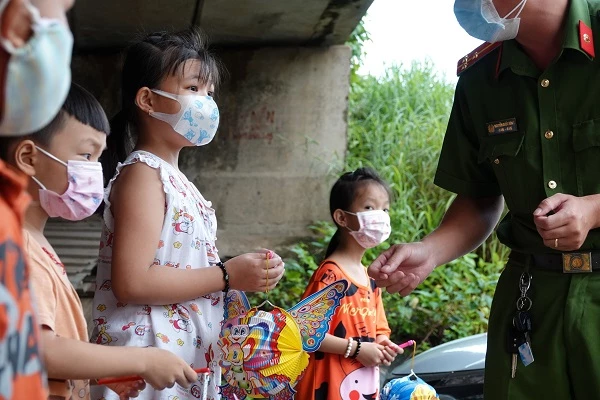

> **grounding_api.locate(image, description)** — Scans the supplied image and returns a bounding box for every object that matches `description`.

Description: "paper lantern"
[381,375,439,400]
[218,280,348,400]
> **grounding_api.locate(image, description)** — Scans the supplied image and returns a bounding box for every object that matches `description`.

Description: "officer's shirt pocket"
[573,118,600,196]
[478,133,525,209]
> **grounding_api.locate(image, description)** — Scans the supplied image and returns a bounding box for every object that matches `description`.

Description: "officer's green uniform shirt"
[434,0,600,254]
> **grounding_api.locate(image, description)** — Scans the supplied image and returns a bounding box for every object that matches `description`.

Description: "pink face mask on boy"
[344,210,392,249]
[31,146,104,221]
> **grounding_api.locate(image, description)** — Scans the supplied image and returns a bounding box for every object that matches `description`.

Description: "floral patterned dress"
[91,150,223,400]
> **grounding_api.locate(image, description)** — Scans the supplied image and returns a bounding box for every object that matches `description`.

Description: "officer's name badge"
[486,118,518,135]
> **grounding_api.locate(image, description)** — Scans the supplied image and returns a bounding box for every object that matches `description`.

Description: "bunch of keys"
[507,272,535,378]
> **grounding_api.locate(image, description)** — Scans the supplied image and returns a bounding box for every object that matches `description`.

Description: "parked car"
[383,333,487,400]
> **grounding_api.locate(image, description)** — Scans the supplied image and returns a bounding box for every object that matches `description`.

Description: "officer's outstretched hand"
[533,193,600,251]
[367,242,436,296]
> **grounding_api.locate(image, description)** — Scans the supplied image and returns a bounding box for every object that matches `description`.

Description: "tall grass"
[348,62,454,243]
[265,61,510,348]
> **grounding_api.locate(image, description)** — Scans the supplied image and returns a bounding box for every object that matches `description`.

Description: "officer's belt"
[509,251,600,273]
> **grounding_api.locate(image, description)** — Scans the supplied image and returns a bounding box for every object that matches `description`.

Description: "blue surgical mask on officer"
[454,0,528,43]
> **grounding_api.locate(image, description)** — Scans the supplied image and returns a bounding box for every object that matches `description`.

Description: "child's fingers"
[265,267,285,288]
[261,270,285,291]
[260,263,285,278]
[265,271,284,289]
[253,249,281,261]
[262,256,283,268]
[247,255,283,269]
[382,347,396,362]
[385,343,402,355]
[256,248,278,257]
[375,349,386,367]
[183,365,200,386]
[174,367,196,388]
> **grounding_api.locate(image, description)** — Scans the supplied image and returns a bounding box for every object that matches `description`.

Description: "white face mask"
[344,210,391,249]
[0,1,73,136]
[149,89,220,146]
[454,0,528,43]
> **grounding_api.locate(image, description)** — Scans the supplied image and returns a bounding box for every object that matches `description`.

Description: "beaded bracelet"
[344,337,354,358]
[350,339,361,359]
[217,261,229,293]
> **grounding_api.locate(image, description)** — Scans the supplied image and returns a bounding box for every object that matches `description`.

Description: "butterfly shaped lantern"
[217,279,348,400]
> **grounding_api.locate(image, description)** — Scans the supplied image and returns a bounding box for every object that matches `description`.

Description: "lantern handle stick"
[96,368,210,385]
[397,340,415,349]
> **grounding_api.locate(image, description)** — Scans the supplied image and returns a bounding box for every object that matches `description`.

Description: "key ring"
[516,296,532,311]
[519,272,531,295]
[516,272,532,311]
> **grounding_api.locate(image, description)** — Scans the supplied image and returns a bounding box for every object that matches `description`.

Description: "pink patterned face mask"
[32,146,104,221]
[344,210,392,248]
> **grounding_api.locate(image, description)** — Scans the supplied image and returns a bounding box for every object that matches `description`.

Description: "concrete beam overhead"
[70,0,373,50]
[71,0,198,50]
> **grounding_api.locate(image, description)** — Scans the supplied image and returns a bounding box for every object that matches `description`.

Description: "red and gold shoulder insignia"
[579,20,595,58]
[457,41,502,76]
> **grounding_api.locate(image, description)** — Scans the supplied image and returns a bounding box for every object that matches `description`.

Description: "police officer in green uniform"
[369,0,600,398]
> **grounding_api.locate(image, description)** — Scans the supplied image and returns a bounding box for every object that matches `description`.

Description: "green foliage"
[262,59,510,349]
[346,19,370,83]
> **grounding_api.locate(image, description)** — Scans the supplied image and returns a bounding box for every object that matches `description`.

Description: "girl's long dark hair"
[102,27,222,184]
[324,167,391,259]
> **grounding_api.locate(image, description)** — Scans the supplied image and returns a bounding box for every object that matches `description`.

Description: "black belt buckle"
[562,252,592,273]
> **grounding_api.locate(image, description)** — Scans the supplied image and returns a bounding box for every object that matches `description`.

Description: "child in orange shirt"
[295,167,402,400]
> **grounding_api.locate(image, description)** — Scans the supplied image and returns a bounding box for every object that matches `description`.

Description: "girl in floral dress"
[91,28,285,400]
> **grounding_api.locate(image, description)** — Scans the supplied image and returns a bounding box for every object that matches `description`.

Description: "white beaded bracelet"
[344,337,354,358]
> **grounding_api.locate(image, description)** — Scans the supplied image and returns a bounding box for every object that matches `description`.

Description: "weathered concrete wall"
[72,45,350,257]
[181,46,350,256]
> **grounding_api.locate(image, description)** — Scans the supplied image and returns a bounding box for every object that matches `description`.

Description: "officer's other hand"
[533,193,600,251]
[367,242,435,296]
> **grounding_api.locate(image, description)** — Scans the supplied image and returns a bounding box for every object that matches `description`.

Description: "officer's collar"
[496,0,594,78]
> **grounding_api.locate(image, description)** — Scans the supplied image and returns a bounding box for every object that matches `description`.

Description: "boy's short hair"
[0,83,110,158]
[30,82,110,147]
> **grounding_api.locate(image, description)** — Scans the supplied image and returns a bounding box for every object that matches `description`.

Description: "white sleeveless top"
[91,150,223,400]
